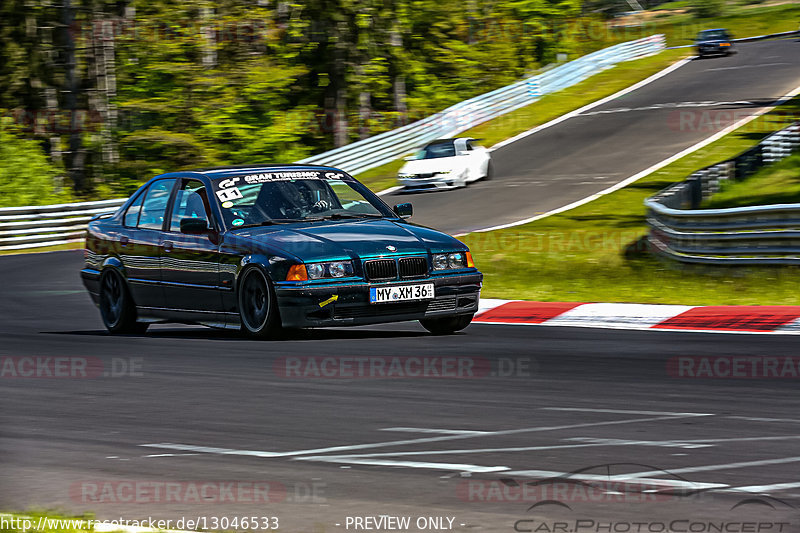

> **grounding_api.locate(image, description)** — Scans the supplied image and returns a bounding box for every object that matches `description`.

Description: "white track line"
[627,456,800,478]
[490,470,727,491]
[541,407,713,417]
[464,82,800,235]
[380,427,491,435]
[729,416,800,424]
[728,481,800,493]
[142,414,699,460]
[293,457,510,473]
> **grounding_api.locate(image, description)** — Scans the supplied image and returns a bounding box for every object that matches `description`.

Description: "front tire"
[99,269,147,334]
[238,267,281,339]
[420,314,473,335]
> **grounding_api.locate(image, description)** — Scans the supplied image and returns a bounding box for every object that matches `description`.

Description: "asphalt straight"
[2,251,800,532]
[394,37,800,234]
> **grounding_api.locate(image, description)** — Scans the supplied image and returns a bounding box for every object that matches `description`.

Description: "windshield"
[415,141,456,160]
[212,170,392,227]
[699,30,726,40]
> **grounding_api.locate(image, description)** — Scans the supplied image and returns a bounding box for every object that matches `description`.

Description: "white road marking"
[566,435,800,449]
[565,437,712,449]
[293,457,510,473]
[728,416,800,424]
[376,185,403,196]
[493,469,727,491]
[380,427,490,435]
[706,62,789,72]
[627,456,800,478]
[541,407,713,416]
[727,481,800,493]
[142,453,200,458]
[141,414,700,459]
[463,82,800,235]
[579,100,754,116]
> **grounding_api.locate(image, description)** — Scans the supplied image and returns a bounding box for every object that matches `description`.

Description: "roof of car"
[424,137,476,147]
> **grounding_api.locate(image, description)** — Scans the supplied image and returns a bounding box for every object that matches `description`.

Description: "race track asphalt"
[2,250,800,532]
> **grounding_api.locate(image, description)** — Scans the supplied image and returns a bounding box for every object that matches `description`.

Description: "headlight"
[448,252,465,269]
[306,261,354,279]
[328,261,347,278]
[307,263,325,279]
[433,252,471,270]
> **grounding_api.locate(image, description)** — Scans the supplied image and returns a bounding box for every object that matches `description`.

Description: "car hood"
[698,39,728,44]
[231,219,466,262]
[399,157,464,175]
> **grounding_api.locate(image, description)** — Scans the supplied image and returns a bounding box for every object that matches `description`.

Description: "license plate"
[370,283,434,304]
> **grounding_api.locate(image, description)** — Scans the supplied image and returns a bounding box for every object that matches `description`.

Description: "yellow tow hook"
[319,294,339,308]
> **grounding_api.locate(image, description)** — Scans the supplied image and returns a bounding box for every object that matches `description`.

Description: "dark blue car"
[80,165,482,338]
[696,28,734,58]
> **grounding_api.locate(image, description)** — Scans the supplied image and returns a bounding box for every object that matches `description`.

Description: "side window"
[138,179,176,230]
[123,191,145,227]
[169,180,211,232]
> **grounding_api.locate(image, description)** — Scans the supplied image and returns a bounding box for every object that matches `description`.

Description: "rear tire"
[420,314,473,335]
[99,269,147,334]
[238,267,281,339]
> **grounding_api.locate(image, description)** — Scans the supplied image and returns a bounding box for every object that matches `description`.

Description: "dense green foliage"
[0,118,68,207]
[1,0,588,198]
[1,0,796,202]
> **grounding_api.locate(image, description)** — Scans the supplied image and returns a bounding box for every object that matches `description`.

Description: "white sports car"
[398,138,492,191]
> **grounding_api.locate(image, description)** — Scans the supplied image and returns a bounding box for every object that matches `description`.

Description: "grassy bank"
[461,96,800,306]
[703,152,800,209]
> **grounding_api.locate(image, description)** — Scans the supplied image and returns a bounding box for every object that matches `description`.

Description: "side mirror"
[180,218,210,234]
[393,203,413,219]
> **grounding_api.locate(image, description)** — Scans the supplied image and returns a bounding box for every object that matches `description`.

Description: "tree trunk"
[390,27,407,126]
[61,0,87,194]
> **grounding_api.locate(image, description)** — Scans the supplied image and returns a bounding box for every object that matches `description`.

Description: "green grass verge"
[651,3,800,47]
[703,152,800,208]
[0,242,82,256]
[460,96,800,306]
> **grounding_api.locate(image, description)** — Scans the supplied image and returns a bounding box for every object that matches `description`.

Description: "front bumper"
[697,44,731,55]
[398,175,460,191]
[275,271,482,328]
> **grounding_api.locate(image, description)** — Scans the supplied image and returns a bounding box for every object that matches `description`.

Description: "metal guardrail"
[0,198,126,251]
[646,123,800,265]
[298,34,666,176]
[1,35,665,252]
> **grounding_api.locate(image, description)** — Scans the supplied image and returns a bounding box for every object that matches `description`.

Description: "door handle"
[120,236,129,247]
[163,241,173,253]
